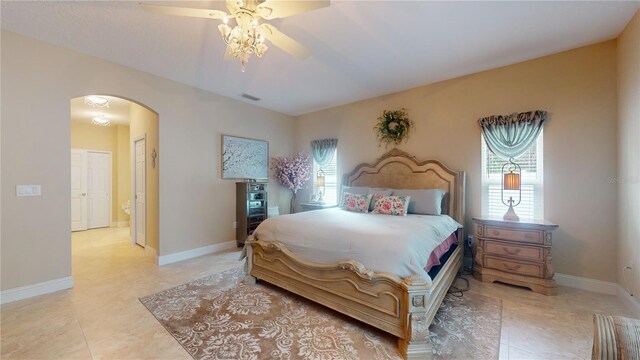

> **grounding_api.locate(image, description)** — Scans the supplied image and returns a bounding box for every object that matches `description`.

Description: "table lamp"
[316,169,325,204]
[502,159,521,221]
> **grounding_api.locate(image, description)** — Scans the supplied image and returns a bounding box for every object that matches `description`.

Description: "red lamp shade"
[503,172,521,191]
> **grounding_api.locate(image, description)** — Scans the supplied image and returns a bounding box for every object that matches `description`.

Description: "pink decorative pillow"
[372,195,411,216]
[342,192,372,213]
[370,193,386,204]
[368,189,393,211]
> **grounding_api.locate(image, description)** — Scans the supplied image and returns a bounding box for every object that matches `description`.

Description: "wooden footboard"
[244,236,463,359]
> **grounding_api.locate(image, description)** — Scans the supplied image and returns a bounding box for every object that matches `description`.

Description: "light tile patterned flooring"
[1,227,638,359]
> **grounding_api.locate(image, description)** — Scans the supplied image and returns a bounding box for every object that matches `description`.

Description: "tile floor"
[1,227,638,359]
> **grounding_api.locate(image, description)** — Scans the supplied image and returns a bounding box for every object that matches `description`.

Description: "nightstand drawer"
[484,256,543,278]
[484,226,542,244]
[484,240,544,262]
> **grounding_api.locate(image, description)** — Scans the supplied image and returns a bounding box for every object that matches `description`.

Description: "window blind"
[481,131,544,220]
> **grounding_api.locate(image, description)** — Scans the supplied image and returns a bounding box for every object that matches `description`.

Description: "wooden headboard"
[343,149,466,225]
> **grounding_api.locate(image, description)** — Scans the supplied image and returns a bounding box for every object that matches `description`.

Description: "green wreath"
[374,108,414,147]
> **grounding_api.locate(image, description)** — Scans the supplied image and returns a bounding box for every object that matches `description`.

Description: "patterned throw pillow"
[367,188,393,211]
[370,193,386,206]
[371,195,411,216]
[342,192,373,213]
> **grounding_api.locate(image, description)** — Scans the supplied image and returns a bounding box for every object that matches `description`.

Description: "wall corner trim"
[617,285,640,317]
[0,276,74,305]
[145,245,158,258]
[554,273,618,295]
[158,241,237,266]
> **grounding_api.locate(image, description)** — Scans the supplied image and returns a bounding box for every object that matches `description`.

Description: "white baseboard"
[617,285,640,316]
[554,274,640,315]
[0,276,74,305]
[158,241,237,266]
[554,273,618,295]
[111,221,130,228]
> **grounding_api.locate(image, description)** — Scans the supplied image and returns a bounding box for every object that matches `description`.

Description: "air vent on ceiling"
[241,93,261,102]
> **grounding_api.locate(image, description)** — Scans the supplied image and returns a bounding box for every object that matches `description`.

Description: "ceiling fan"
[141,0,329,71]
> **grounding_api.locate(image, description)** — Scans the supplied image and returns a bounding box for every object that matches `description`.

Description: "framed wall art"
[221,135,269,180]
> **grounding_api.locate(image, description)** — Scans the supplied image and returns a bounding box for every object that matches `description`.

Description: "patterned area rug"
[140,267,502,360]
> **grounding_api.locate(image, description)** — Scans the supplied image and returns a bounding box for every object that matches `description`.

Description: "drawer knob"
[493,230,500,236]
[524,233,534,239]
[503,263,522,271]
[503,247,521,256]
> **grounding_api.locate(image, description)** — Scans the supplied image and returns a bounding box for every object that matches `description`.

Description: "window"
[313,149,338,205]
[481,131,543,220]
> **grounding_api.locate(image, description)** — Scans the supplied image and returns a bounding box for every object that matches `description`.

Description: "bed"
[243,149,466,359]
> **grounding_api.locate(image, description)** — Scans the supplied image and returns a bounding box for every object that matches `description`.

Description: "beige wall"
[1,30,295,290]
[70,121,130,223]
[617,10,640,304]
[295,41,619,282]
[116,125,131,222]
[129,103,159,252]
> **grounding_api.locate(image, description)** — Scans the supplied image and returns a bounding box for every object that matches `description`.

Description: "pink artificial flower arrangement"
[271,153,311,213]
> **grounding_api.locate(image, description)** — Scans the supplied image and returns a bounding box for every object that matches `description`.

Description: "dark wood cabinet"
[236,182,268,247]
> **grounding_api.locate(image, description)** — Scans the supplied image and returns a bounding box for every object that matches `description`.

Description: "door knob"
[82,193,87,196]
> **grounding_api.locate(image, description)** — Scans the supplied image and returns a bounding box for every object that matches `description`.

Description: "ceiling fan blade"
[257,0,329,20]
[260,23,310,59]
[140,3,230,20]
[226,0,241,15]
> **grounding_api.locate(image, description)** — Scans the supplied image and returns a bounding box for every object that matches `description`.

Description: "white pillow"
[391,189,446,215]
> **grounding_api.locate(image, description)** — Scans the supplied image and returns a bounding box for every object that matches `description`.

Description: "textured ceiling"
[2,1,639,116]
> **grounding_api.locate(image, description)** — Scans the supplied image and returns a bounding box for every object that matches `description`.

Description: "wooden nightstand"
[300,203,338,212]
[473,217,559,295]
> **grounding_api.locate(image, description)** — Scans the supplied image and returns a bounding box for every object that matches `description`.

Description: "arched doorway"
[69,95,159,258]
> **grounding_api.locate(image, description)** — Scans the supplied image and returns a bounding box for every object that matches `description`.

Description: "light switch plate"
[16,185,41,197]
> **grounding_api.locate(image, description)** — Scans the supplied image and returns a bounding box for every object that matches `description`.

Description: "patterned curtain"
[311,138,338,167]
[478,110,547,160]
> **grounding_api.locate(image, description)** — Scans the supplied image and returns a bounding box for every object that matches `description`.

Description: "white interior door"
[87,151,111,229]
[71,149,88,231]
[134,138,146,247]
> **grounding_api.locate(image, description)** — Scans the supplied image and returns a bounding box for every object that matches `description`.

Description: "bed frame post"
[399,275,433,360]
[243,236,257,285]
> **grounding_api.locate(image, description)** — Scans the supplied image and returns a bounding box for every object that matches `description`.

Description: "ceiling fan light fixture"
[218,23,231,39]
[84,95,110,108]
[141,0,329,70]
[218,12,268,71]
[255,42,268,57]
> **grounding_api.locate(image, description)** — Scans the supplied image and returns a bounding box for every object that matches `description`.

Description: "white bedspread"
[252,208,461,282]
